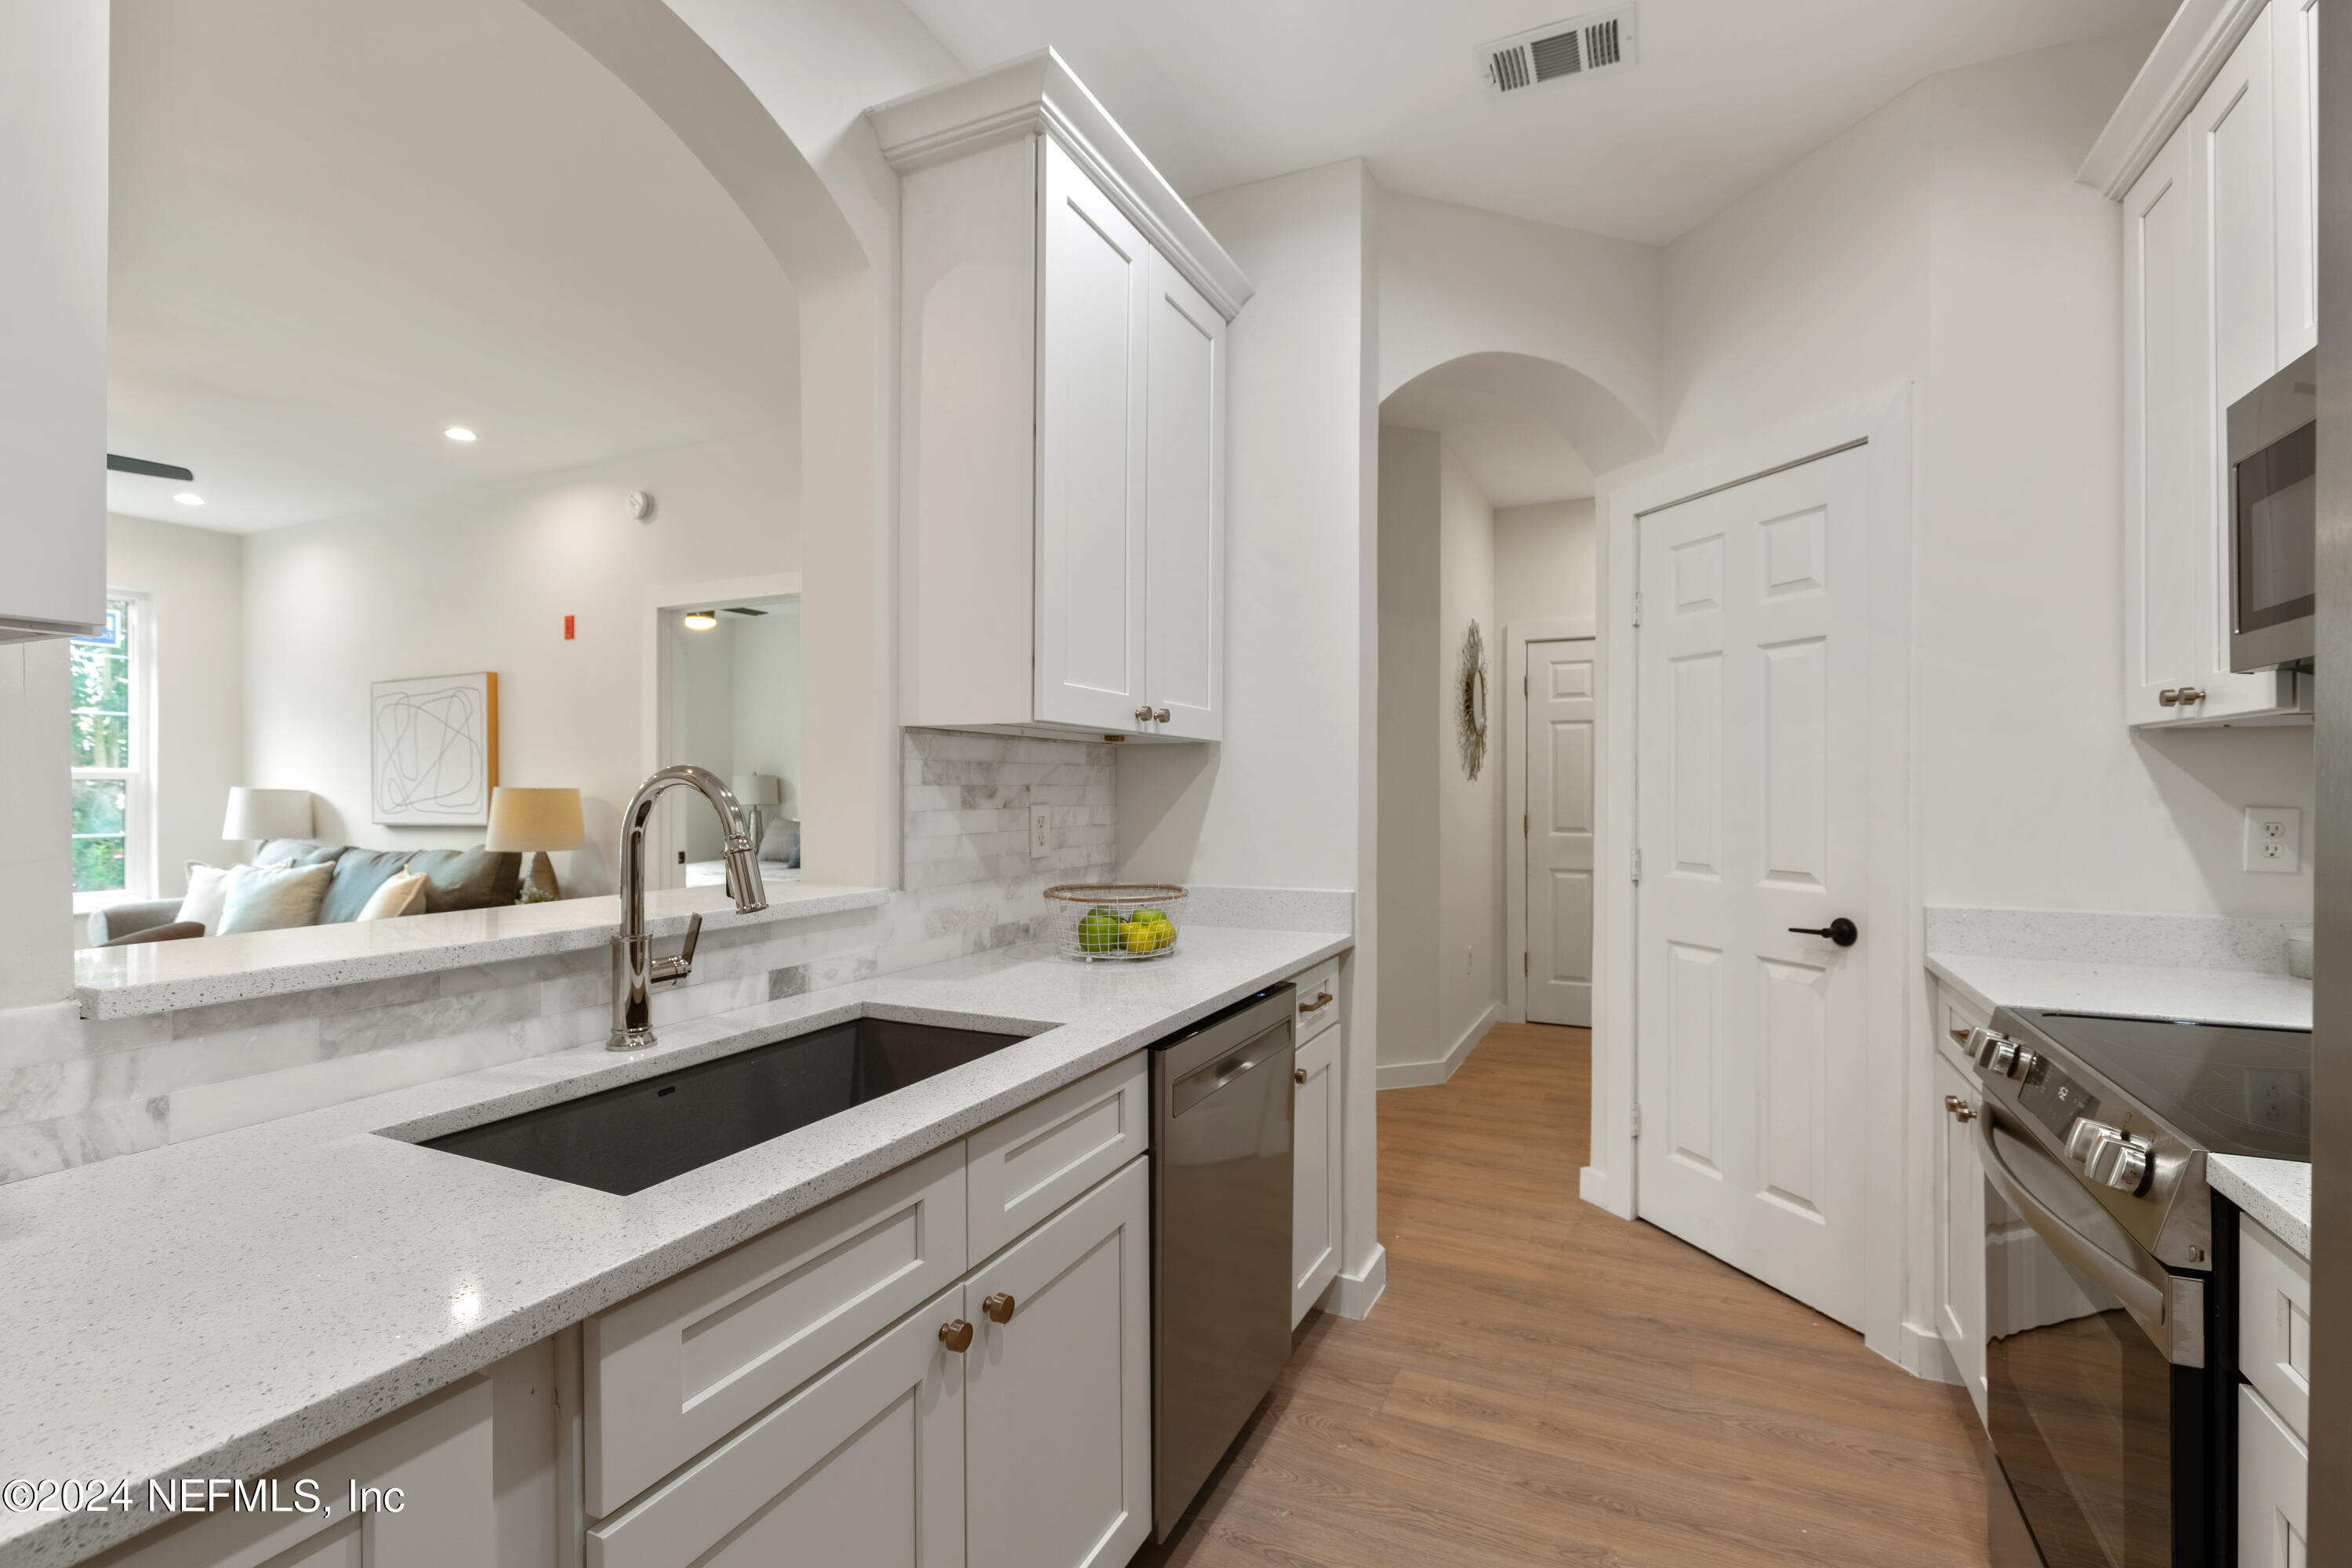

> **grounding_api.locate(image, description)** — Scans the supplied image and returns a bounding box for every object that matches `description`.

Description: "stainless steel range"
[1962,1007,2310,1568]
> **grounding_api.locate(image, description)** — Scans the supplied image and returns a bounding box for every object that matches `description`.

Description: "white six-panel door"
[1036,136,1150,731]
[1526,639,1595,1027]
[1635,445,1871,1329]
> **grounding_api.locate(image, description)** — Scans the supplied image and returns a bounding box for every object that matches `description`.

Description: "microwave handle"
[1976,1118,2199,1366]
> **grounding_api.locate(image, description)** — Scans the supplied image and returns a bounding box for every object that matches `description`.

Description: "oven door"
[1977,1119,2211,1567]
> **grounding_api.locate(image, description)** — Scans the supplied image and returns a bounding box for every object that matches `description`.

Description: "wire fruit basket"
[1046,884,1188,962]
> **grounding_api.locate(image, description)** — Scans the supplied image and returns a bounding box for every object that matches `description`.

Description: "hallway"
[1144,1022,1991,1566]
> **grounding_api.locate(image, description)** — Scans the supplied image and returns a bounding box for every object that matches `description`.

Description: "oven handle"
[1976,1116,2196,1364]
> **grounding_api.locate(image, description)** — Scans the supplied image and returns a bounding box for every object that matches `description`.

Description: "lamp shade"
[485,787,584,853]
[222,787,313,840]
[730,772,783,807]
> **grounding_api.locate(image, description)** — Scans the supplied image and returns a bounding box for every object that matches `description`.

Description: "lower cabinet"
[2239,1382,2310,1567]
[1932,1006,1988,1421]
[93,1377,495,1568]
[1292,1022,1342,1326]
[966,1157,1151,1568]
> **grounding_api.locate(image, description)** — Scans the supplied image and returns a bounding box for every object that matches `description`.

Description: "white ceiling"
[108,0,798,534]
[1381,384,1594,508]
[902,0,2171,245]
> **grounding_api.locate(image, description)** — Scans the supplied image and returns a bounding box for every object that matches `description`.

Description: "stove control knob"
[2085,1133,2153,1193]
[2006,1047,2040,1081]
[1979,1035,2019,1076]
[2067,1119,2122,1163]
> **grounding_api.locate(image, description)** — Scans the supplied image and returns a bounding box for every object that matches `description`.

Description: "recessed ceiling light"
[683,612,719,631]
[445,426,477,442]
[172,492,204,506]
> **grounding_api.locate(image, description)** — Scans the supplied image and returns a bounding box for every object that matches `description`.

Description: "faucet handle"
[651,913,702,987]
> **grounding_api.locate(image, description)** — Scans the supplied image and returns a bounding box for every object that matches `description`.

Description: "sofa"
[87,840,523,946]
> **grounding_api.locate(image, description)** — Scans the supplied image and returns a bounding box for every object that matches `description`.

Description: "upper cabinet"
[873,51,1247,743]
[2096,0,2317,728]
[0,0,107,643]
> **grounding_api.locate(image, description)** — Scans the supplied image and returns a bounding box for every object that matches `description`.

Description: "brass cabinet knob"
[982,1293,1016,1324]
[1134,706,1155,725]
[1294,1067,1308,1085]
[1944,1094,1960,1112]
[1152,708,1172,723]
[938,1319,973,1352]
[1300,993,1334,1013]
[1953,1102,1975,1124]
[1949,1028,1971,1046]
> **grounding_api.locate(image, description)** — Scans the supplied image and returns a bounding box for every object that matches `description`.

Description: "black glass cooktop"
[2015,1009,2310,1162]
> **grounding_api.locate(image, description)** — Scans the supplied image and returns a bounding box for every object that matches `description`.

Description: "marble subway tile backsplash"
[0,730,1118,1186]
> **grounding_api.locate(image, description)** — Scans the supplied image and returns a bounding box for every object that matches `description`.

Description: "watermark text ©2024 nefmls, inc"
[2,1477,407,1516]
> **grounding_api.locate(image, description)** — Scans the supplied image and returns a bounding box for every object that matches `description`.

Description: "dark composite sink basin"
[417,1015,1033,1195]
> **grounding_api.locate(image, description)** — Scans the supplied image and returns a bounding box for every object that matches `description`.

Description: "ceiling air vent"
[1479,5,1639,99]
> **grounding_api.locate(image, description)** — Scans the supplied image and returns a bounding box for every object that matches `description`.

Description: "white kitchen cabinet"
[589,1284,967,1568]
[2241,1209,2313,1439]
[1292,1022,1343,1325]
[0,0,107,641]
[2274,0,2320,368]
[967,1052,1149,1263]
[2240,1382,2310,1568]
[2116,2,2313,728]
[874,50,1250,743]
[965,1156,1152,1568]
[98,1378,494,1568]
[1932,1049,1987,1421]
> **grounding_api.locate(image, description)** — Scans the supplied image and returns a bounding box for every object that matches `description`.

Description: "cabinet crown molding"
[2080,0,2272,198]
[867,48,1254,321]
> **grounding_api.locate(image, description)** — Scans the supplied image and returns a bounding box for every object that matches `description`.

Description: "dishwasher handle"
[1168,1021,1288,1117]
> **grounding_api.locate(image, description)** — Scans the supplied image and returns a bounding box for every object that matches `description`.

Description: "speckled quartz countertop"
[0,925,1348,1568]
[1925,949,2312,1260]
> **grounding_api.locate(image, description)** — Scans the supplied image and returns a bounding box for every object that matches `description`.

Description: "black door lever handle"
[1788,918,1859,947]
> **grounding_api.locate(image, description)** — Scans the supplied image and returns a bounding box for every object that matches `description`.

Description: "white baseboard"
[1328,1243,1386,1319]
[1375,1000,1499,1089]
[1899,1321,1961,1385]
[1577,1163,1633,1219]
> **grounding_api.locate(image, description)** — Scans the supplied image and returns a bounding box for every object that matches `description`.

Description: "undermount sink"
[416,1015,1033,1195]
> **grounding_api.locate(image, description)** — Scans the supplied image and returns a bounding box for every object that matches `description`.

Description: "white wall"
[1495,499,1597,630]
[1639,28,2312,924]
[1375,427,1439,1073]
[105,514,245,892]
[1436,442,1502,1062]
[242,430,793,896]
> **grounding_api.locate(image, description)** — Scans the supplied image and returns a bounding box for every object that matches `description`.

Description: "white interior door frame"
[640,572,803,887]
[1591,386,1918,1369]
[1504,616,1596,1025]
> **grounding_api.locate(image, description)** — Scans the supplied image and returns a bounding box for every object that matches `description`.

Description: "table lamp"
[222,788,313,857]
[485,787,584,903]
[731,773,783,848]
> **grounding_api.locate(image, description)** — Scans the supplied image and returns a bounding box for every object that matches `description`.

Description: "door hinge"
[1523,813,1529,836]
[1523,673,1528,695]
[1632,591,1642,627]
[1523,952,1530,975]
[1631,1103,1642,1138]
[1631,848,1642,883]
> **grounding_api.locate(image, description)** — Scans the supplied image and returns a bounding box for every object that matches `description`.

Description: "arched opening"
[1374,351,1646,1087]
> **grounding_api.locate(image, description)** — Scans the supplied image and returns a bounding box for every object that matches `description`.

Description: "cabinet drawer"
[96,1377,492,1568]
[2239,1382,2309,1567]
[1291,961,1339,1044]
[584,1142,967,1516]
[967,1053,1149,1261]
[590,1281,966,1568]
[2241,1212,2312,1440]
[1937,982,1988,1073]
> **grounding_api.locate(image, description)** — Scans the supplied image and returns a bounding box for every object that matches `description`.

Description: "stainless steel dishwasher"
[1150,983,1296,1540]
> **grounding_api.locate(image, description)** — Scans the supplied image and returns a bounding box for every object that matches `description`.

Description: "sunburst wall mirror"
[1457,619,1489,780]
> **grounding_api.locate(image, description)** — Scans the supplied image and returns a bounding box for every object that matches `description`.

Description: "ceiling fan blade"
[106,453,196,481]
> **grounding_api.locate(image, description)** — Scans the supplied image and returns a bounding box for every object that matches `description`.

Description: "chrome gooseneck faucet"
[610,764,767,1051]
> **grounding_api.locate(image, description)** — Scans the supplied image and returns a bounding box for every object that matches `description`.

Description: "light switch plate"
[2244,806,2303,874]
[1030,805,1051,859]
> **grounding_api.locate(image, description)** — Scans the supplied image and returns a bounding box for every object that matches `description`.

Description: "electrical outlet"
[2243,806,2303,874]
[1030,805,1051,859]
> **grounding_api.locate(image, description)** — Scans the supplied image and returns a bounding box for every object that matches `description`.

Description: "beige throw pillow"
[179,858,292,935]
[355,869,430,921]
[217,862,335,935]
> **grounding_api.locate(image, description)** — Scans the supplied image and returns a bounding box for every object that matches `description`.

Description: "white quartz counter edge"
[0,926,1349,1568]
[1924,952,2314,1031]
[2211,1156,2311,1260]
[72,882,892,1019]
[1926,951,2314,1260]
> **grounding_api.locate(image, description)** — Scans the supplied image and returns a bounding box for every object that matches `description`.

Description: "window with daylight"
[70,596,152,903]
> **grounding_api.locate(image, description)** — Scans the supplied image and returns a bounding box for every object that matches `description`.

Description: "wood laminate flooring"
[1138,1022,1991,1567]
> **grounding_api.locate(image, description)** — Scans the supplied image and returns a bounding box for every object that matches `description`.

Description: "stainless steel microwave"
[2227,348,2317,672]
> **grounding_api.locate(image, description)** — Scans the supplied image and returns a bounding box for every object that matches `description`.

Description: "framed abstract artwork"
[371,672,499,826]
